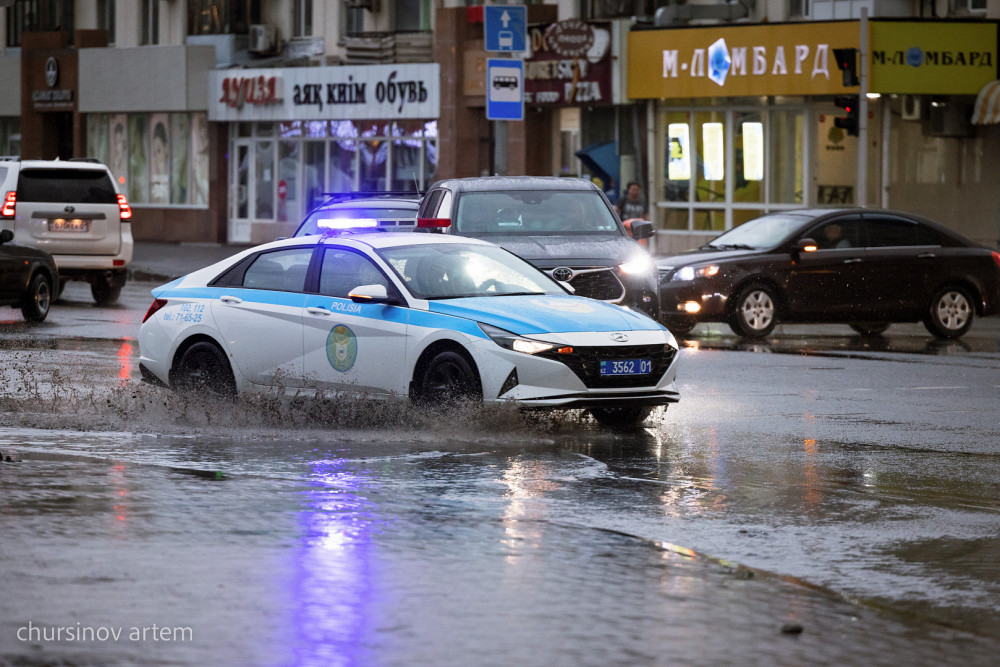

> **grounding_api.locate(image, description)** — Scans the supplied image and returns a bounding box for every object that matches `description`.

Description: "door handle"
[306,307,331,315]
[219,295,243,304]
[918,253,937,259]
[842,258,863,264]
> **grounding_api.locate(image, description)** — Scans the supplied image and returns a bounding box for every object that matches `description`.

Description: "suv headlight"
[618,254,654,275]
[479,323,555,355]
[671,264,719,282]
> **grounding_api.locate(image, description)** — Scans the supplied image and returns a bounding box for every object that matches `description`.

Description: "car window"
[16,168,118,204]
[808,218,863,250]
[380,243,561,299]
[864,216,940,247]
[241,248,313,292]
[296,204,417,236]
[319,248,389,298]
[455,191,618,235]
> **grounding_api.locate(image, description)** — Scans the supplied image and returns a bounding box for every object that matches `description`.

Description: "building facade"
[1,1,998,250]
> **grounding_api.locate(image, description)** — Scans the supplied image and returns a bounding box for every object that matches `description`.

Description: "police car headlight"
[671,264,719,282]
[618,254,654,275]
[479,323,555,355]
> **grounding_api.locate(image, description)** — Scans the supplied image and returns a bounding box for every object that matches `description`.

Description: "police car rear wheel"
[174,342,237,397]
[590,406,654,429]
[417,350,481,407]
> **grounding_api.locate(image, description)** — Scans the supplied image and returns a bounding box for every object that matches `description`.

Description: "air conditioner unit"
[901,94,921,121]
[249,24,277,54]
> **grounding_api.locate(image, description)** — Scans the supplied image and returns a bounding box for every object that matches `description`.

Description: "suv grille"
[540,344,676,389]
[546,267,625,302]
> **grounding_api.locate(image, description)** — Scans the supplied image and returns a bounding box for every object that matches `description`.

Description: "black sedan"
[0,229,58,322]
[656,208,1000,339]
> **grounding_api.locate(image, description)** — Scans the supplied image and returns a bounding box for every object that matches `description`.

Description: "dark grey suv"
[417,176,660,320]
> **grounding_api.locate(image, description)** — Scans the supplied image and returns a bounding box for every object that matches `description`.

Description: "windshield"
[704,213,812,250]
[379,243,564,300]
[454,190,620,236]
[295,205,417,236]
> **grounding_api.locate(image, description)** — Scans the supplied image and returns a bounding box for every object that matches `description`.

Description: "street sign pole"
[484,6,527,176]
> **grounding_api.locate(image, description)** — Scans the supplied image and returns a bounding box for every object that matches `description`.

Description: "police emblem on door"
[326,324,358,372]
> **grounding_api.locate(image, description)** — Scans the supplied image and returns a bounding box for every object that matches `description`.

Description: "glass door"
[229,139,252,243]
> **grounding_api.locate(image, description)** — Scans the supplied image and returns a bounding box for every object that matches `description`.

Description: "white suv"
[0,158,133,304]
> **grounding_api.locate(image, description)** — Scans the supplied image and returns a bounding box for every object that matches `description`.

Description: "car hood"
[428,294,661,335]
[480,234,642,267]
[656,247,762,269]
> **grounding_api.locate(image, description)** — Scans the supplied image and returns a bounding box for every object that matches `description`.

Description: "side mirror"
[348,284,392,304]
[0,229,12,244]
[628,219,654,240]
[794,238,818,258]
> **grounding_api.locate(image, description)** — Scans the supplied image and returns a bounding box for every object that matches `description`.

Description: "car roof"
[313,196,419,210]
[15,158,112,172]
[428,175,602,194]
[269,231,494,252]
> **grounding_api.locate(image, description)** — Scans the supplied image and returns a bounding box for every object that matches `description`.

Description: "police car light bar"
[417,217,451,228]
[316,218,379,230]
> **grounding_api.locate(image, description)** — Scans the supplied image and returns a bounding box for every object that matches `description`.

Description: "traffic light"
[834,95,859,136]
[833,48,859,87]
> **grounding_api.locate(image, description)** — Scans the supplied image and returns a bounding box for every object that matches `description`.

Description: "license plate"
[48,218,90,233]
[600,359,652,376]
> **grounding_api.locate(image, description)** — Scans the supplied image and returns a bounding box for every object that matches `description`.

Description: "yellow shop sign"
[869,21,997,94]
[628,22,859,99]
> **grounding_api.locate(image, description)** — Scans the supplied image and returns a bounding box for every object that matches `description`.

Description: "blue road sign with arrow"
[484,5,527,52]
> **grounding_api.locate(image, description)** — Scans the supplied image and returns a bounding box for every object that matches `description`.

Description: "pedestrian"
[616,181,648,220]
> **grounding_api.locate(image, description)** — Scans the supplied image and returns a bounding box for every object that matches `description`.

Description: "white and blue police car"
[138,219,680,427]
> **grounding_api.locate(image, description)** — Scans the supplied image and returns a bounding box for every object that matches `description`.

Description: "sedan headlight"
[671,264,719,282]
[479,323,555,355]
[618,254,654,275]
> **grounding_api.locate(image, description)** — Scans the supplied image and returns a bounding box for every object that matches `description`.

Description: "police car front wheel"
[414,350,481,407]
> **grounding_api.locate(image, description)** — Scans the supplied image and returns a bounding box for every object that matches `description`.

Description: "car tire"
[20,273,52,323]
[91,280,122,306]
[590,406,654,429]
[849,322,891,336]
[172,341,237,397]
[728,283,778,338]
[414,350,481,407]
[924,286,974,339]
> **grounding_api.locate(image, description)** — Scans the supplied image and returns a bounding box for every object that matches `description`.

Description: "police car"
[138,219,680,427]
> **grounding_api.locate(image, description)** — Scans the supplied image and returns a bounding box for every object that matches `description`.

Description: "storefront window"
[658,105,806,235]
[87,112,209,206]
[128,115,150,204]
[0,117,21,156]
[255,140,275,219]
[770,110,803,204]
[734,112,764,205]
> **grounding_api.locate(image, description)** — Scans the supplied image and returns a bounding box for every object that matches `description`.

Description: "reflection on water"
[292,460,376,667]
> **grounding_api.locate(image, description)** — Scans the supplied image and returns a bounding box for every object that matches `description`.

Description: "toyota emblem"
[610,332,629,343]
[551,267,573,282]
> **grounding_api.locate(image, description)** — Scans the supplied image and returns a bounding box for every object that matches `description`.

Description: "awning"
[972,80,1000,125]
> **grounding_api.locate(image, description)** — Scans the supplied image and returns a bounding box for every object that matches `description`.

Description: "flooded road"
[1,284,1000,665]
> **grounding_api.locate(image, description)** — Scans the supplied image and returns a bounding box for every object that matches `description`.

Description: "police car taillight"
[143,298,167,323]
[417,217,451,228]
[1,191,15,218]
[117,194,133,220]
